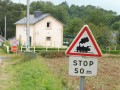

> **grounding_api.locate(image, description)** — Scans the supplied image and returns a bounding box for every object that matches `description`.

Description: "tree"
[112,21,120,30]
[0,0,26,38]
[88,23,112,49]
[64,18,84,36]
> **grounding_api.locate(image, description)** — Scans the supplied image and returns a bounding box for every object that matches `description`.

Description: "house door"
[30,36,31,46]
[46,37,51,47]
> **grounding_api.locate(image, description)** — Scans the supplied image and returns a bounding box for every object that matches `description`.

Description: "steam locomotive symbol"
[76,37,91,53]
[79,37,89,44]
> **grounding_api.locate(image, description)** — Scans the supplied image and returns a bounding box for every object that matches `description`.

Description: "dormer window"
[47,22,51,28]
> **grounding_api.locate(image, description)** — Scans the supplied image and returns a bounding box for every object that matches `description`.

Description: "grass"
[3,55,64,90]
[43,55,120,90]
[0,54,120,90]
[0,48,6,55]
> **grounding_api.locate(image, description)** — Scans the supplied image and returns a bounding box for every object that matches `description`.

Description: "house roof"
[14,13,50,25]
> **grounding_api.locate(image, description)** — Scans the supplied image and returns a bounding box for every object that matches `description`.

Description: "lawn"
[0,48,6,55]
[0,54,120,90]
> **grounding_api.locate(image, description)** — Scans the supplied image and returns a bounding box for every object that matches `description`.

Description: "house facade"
[15,11,64,48]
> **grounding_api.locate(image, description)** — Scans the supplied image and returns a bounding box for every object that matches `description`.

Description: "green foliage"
[10,57,63,90]
[102,50,120,54]
[0,0,120,49]
[65,18,84,36]
[112,21,120,30]
[0,0,26,38]
[4,40,10,46]
[116,29,120,45]
[0,48,6,54]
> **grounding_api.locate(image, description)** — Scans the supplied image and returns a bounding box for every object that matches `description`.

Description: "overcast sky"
[12,0,120,15]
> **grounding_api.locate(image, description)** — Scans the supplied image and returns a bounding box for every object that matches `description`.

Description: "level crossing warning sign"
[65,25,102,57]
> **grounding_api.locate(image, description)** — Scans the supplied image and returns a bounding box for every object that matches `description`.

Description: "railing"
[5,45,67,53]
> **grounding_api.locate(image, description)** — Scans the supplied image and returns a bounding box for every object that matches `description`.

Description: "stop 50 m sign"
[69,56,98,76]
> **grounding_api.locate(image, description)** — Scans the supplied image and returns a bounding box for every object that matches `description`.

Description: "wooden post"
[21,46,22,52]
[6,46,9,53]
[58,43,59,52]
[46,46,48,51]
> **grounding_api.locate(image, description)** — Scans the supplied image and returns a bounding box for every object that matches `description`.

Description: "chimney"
[34,11,42,18]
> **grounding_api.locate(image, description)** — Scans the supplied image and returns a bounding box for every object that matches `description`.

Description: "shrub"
[102,50,120,54]
[110,50,120,54]
[40,51,66,58]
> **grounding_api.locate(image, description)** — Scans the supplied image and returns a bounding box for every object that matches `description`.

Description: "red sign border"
[65,25,102,57]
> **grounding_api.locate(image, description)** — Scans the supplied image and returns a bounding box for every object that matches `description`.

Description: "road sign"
[65,25,102,57]
[10,38,19,46]
[69,56,98,76]
[11,46,18,53]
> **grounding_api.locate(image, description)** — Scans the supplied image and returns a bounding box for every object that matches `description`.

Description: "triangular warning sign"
[65,25,102,57]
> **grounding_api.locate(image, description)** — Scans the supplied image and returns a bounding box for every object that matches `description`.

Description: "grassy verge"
[1,53,120,90]
[0,48,6,55]
[8,55,64,90]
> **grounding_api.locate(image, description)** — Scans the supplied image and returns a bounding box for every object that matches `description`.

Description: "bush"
[110,50,120,54]
[102,50,120,54]
[40,51,66,58]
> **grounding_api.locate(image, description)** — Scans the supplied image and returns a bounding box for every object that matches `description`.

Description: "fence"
[5,45,67,53]
[3,44,120,54]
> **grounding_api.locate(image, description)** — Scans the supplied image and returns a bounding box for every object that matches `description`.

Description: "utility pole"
[26,0,30,51]
[4,16,6,40]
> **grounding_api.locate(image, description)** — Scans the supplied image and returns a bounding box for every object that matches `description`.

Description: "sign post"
[65,25,102,90]
[80,76,85,90]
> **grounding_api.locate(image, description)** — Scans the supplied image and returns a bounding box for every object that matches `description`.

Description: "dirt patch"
[0,59,14,90]
[44,55,120,90]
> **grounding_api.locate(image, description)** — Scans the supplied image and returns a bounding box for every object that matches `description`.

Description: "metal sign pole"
[26,0,30,51]
[80,76,85,90]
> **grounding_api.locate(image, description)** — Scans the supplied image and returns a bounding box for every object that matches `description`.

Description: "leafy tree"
[0,0,119,49]
[0,0,26,38]
[88,23,112,49]
[112,21,120,30]
[65,18,84,36]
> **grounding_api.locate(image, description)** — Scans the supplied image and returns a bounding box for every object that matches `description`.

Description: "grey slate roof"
[14,13,50,24]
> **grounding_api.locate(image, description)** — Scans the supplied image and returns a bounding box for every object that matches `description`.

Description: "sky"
[12,0,120,15]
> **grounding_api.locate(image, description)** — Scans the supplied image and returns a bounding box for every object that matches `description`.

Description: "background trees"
[0,0,120,49]
[0,0,26,38]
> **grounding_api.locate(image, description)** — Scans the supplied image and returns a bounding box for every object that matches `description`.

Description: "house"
[0,35,5,46]
[15,11,64,48]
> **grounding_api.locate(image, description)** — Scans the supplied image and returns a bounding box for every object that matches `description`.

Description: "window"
[46,37,51,41]
[47,22,51,28]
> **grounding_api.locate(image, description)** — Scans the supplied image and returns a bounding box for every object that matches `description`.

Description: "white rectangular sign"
[69,56,98,76]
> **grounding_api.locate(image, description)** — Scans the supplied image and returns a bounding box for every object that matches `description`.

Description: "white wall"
[34,15,63,47]
[16,24,34,46]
